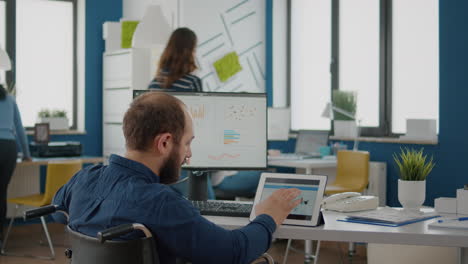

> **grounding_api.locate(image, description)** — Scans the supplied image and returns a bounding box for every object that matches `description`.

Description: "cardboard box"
[103,22,121,52]
[435,197,457,214]
[400,119,437,141]
[457,189,468,215]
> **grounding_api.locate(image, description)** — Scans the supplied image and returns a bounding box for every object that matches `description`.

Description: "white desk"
[206,209,468,264]
[268,158,337,174]
[18,156,105,166]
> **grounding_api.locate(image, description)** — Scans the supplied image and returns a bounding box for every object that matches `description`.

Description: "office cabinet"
[102,48,153,159]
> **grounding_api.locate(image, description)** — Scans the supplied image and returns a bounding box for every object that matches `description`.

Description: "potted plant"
[393,147,435,212]
[37,108,69,130]
[332,90,357,137]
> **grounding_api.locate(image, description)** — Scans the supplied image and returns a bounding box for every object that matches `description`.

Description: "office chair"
[282,150,370,264]
[1,160,82,259]
[325,150,370,195]
[24,205,274,264]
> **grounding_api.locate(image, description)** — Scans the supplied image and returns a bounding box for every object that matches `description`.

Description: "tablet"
[249,173,327,226]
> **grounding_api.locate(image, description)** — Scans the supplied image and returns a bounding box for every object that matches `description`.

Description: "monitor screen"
[295,130,329,154]
[133,90,267,170]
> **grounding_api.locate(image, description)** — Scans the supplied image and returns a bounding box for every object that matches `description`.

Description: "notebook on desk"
[268,130,328,160]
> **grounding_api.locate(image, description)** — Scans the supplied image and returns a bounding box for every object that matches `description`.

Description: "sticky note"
[121,21,139,49]
[213,52,242,82]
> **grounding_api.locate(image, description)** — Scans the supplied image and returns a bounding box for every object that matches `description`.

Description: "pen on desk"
[437,217,468,223]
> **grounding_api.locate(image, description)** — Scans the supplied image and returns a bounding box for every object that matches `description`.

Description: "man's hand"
[254,188,302,226]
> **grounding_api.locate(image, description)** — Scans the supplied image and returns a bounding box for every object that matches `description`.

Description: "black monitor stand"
[187,171,209,201]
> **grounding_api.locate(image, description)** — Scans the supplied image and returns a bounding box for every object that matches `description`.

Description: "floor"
[0,223,367,264]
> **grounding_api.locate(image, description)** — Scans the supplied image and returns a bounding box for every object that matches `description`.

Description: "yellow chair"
[325,150,370,195]
[1,160,82,259]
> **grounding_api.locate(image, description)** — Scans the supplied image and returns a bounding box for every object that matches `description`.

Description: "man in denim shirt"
[53,92,301,264]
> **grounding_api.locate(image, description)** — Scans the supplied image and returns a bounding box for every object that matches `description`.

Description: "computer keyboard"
[191,200,253,217]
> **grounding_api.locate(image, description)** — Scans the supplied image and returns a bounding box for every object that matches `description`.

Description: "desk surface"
[205,209,468,248]
[18,156,105,166]
[268,158,337,170]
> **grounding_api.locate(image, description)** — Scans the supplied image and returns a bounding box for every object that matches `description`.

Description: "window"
[9,0,77,128]
[289,0,439,136]
[392,0,439,134]
[339,0,380,128]
[290,0,331,131]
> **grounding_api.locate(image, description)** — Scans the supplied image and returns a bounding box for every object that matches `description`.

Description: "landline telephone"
[322,192,379,212]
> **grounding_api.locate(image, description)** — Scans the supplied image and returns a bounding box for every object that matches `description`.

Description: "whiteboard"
[133,91,267,169]
[179,0,265,93]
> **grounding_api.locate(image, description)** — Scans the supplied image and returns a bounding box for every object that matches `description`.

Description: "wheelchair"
[24,205,274,264]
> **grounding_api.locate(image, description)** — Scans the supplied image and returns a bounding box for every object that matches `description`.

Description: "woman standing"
[149,27,202,92]
[0,85,31,242]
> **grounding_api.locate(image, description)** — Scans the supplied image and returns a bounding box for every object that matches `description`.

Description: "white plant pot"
[398,179,426,211]
[333,120,357,137]
[37,117,69,130]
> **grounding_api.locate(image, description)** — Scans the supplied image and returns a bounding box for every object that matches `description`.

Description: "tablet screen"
[259,178,321,220]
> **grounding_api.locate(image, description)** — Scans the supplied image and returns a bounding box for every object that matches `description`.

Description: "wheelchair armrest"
[97,224,136,243]
[97,223,153,243]
[250,253,275,264]
[24,205,58,220]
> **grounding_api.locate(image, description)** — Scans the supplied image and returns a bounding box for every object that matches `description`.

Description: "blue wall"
[265,0,468,207]
[28,0,122,156]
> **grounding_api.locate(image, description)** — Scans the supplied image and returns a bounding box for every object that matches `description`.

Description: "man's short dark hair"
[123,92,186,151]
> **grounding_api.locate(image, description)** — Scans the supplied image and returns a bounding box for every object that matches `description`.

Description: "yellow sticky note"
[213,52,242,82]
[121,21,139,49]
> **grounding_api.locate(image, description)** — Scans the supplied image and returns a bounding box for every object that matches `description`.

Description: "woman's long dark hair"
[0,85,7,100]
[155,27,198,88]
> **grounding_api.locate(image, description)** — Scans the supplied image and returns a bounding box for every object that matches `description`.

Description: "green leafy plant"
[393,148,435,181]
[38,109,67,118]
[332,90,357,120]
[51,109,67,118]
[38,109,51,118]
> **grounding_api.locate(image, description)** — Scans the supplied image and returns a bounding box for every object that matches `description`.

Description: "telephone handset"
[322,192,379,212]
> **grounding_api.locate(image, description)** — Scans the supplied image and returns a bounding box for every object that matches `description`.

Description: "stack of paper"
[339,207,439,227]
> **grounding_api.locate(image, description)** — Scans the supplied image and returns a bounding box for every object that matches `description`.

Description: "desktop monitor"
[133,90,267,170]
[295,130,329,154]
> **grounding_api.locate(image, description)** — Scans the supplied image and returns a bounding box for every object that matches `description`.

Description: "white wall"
[123,0,178,29]
[123,0,155,19]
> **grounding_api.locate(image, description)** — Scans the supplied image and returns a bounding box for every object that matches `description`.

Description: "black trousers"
[0,139,17,238]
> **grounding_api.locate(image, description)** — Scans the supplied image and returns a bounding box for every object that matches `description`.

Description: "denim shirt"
[0,95,31,158]
[53,154,276,264]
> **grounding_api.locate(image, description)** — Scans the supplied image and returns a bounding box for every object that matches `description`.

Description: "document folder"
[337,207,439,227]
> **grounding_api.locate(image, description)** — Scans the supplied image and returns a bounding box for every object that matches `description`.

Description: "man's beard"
[159,148,182,184]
